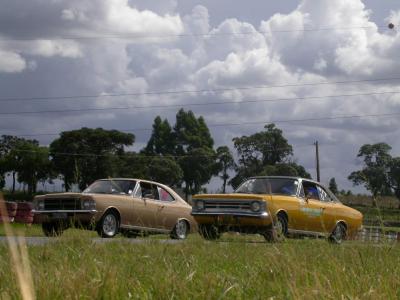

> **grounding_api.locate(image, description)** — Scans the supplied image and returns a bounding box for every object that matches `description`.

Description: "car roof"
[248,176,322,185]
[97,178,166,186]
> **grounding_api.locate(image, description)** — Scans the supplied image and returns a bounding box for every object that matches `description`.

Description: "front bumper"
[32,209,98,224]
[191,211,272,227]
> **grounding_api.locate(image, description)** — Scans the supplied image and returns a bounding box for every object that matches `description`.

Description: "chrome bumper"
[32,209,97,214]
[191,211,269,218]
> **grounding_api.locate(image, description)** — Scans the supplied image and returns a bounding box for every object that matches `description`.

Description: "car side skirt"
[120,224,170,234]
[287,228,327,238]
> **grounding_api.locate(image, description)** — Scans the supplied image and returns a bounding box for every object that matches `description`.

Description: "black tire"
[263,214,287,243]
[170,219,189,240]
[328,223,346,244]
[97,211,119,238]
[42,222,64,237]
[198,224,221,240]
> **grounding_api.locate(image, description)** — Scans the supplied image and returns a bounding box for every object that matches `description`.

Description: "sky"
[1,0,400,193]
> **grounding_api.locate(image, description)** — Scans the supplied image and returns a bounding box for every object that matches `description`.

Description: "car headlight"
[195,200,205,211]
[250,201,261,212]
[37,200,44,210]
[82,199,96,210]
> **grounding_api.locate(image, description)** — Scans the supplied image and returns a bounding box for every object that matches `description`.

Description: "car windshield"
[235,178,299,196]
[83,180,137,195]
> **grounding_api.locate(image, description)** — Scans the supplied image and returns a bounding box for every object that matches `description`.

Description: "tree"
[174,109,214,153]
[50,128,134,191]
[143,116,175,155]
[116,152,148,179]
[173,109,216,199]
[147,156,183,186]
[230,124,307,189]
[348,143,392,200]
[260,163,311,179]
[0,135,47,193]
[389,157,400,207]
[329,178,338,195]
[13,143,52,194]
[0,135,25,192]
[0,156,6,190]
[178,147,217,197]
[216,146,236,193]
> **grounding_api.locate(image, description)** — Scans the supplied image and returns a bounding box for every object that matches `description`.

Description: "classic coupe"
[33,178,197,239]
[191,176,363,243]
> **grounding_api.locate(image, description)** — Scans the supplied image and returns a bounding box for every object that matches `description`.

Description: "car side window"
[134,185,142,198]
[157,187,175,202]
[298,183,305,198]
[302,181,320,200]
[317,185,333,202]
[140,182,159,200]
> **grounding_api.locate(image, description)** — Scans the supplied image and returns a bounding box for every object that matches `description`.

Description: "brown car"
[32,178,197,239]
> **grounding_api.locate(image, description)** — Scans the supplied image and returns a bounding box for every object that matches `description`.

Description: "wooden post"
[315,141,320,182]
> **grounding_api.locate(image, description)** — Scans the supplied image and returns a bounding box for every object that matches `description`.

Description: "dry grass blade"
[0,194,35,300]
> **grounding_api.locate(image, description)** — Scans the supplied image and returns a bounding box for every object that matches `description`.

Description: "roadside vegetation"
[0,226,399,299]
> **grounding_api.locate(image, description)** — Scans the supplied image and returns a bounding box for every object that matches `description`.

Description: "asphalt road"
[0,236,184,246]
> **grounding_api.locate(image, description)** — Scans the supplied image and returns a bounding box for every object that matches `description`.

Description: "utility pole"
[315,141,320,182]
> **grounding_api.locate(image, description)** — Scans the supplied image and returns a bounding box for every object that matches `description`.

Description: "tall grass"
[0,231,399,299]
[0,195,35,300]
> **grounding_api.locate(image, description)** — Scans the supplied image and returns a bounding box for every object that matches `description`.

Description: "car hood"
[192,193,267,201]
[39,192,82,199]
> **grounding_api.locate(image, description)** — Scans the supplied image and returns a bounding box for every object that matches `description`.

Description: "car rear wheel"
[170,219,189,240]
[198,224,221,240]
[97,211,119,238]
[42,222,64,237]
[263,214,287,243]
[329,223,346,244]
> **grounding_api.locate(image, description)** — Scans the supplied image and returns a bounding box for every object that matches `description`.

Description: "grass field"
[1,225,400,299]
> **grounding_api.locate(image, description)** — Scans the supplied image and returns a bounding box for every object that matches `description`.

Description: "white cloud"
[1,0,400,192]
[0,50,26,73]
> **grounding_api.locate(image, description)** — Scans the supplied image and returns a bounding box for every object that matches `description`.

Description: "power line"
[3,111,400,137]
[1,76,400,103]
[0,90,398,116]
[0,25,391,42]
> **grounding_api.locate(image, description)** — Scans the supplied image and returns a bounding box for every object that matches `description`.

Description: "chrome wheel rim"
[103,214,117,236]
[175,220,187,239]
[333,225,343,241]
[275,219,285,237]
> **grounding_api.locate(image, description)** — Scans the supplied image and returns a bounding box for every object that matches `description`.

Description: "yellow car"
[191,176,362,243]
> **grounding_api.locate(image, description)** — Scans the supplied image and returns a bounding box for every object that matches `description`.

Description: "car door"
[298,180,326,233]
[316,185,338,234]
[154,185,179,230]
[131,181,164,229]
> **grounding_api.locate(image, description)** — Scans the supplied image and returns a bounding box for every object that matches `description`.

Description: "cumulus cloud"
[1,0,400,192]
[0,50,26,73]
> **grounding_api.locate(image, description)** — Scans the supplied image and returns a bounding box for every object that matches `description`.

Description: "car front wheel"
[97,211,119,238]
[329,223,346,244]
[170,219,189,240]
[263,214,287,242]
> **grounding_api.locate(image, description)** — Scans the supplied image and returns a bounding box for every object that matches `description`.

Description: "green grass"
[353,206,400,223]
[0,227,400,299]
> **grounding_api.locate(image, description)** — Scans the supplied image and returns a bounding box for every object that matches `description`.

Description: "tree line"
[0,109,310,198]
[0,108,399,204]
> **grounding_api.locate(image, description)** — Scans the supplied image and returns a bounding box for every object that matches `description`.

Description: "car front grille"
[44,198,81,210]
[204,200,252,211]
